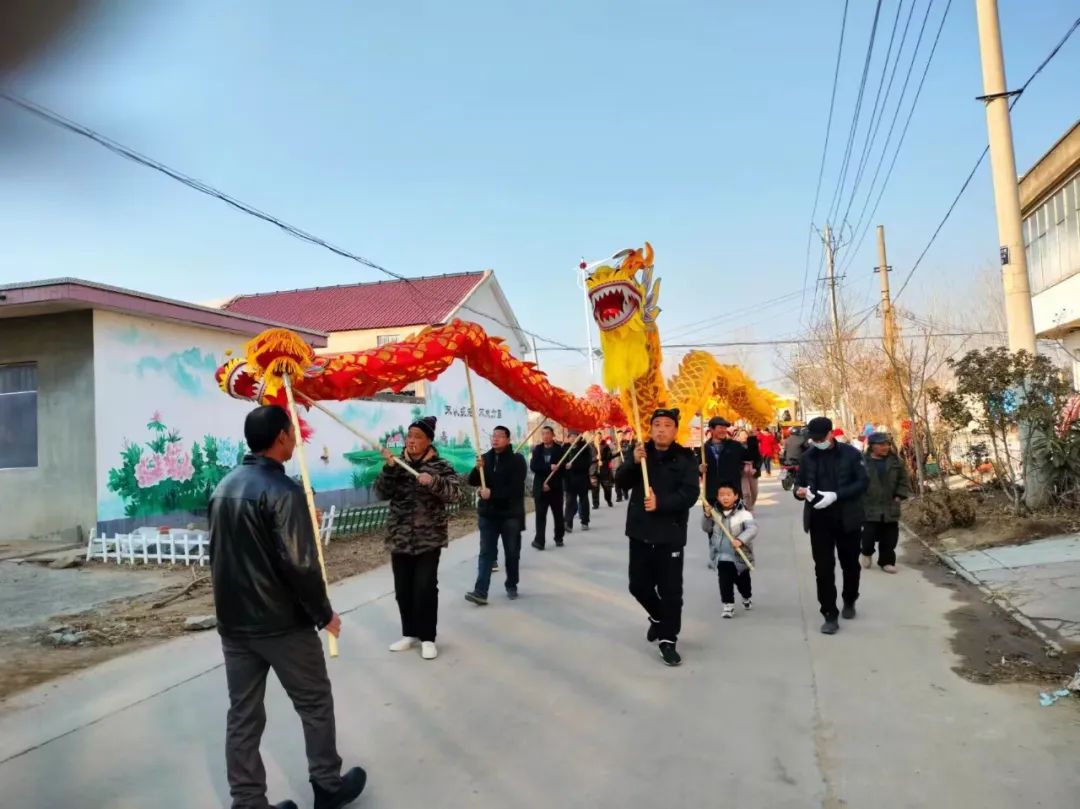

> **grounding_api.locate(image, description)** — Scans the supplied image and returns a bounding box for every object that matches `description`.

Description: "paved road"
[1,478,1077,808]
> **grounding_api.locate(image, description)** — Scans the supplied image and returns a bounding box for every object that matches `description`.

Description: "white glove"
[813,491,838,510]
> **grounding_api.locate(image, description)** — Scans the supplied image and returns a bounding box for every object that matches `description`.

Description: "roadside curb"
[899,522,1065,656]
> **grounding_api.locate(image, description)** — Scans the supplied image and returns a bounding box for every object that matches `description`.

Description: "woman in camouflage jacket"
[374,416,461,660]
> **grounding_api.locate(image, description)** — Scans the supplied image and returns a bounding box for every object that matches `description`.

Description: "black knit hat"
[409,416,437,440]
[651,407,680,425]
[807,416,833,440]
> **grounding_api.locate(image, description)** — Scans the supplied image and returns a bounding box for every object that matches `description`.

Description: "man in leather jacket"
[210,405,365,809]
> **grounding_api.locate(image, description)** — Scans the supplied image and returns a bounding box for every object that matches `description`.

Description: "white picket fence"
[85,507,338,567]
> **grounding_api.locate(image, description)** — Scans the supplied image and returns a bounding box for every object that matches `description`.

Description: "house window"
[376,334,401,347]
[0,363,38,469]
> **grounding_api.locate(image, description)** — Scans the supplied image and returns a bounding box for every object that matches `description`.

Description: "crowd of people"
[206,405,911,808]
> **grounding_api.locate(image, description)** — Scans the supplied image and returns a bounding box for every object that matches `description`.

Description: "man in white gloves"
[794,417,869,635]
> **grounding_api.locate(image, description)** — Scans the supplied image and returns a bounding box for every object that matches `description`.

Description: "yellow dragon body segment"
[586,242,776,441]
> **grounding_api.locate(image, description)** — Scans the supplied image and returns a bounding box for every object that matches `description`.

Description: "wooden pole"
[514,419,546,455]
[463,358,486,489]
[293,389,419,478]
[699,411,707,506]
[629,386,651,495]
[544,431,593,486]
[282,373,339,658]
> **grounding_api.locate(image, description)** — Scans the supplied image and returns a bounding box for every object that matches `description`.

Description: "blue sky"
[2,1,1077,392]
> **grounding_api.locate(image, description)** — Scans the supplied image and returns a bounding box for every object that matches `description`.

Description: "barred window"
[0,363,38,469]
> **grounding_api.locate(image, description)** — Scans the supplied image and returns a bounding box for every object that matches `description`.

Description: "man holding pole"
[530,426,566,550]
[563,429,595,533]
[616,408,700,667]
[210,405,366,809]
[465,425,527,605]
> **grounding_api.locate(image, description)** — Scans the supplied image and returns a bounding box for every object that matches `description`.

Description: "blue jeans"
[474,514,522,597]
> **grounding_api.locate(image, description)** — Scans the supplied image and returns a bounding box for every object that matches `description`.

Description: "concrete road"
[1,479,1077,808]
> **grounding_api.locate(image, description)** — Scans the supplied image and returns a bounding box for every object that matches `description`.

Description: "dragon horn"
[642,241,654,267]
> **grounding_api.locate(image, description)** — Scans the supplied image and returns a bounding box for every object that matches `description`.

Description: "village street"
[0,478,1077,809]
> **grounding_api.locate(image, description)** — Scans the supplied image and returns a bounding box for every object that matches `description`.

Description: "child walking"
[702,483,758,618]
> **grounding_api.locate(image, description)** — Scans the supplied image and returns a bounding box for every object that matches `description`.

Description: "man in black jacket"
[701,417,749,500]
[466,425,527,604]
[615,429,636,502]
[563,429,594,532]
[210,405,365,809]
[615,408,700,667]
[530,426,566,550]
[794,416,870,635]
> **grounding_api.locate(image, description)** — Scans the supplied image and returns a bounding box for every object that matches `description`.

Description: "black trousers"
[717,561,752,603]
[391,548,441,641]
[533,488,565,547]
[565,488,590,528]
[861,520,900,567]
[591,480,613,508]
[222,628,343,809]
[628,538,684,643]
[615,483,628,501]
[809,512,861,618]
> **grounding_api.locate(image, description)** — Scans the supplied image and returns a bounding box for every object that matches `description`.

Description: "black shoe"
[531,540,545,551]
[565,525,574,533]
[646,619,661,643]
[313,766,367,809]
[841,603,857,620]
[658,641,682,667]
[821,617,840,635]
[274,802,299,809]
[554,540,565,547]
[465,591,488,606]
[507,588,519,600]
[582,524,590,531]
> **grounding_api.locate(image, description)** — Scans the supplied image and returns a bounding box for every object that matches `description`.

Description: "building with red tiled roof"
[222,270,530,358]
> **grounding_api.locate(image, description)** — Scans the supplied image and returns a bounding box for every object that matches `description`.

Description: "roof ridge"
[227,270,487,302]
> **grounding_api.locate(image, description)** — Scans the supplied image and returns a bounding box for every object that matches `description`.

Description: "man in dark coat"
[210,405,365,809]
[615,429,636,502]
[701,417,749,499]
[562,429,595,533]
[466,425,528,604]
[530,426,566,549]
[592,438,615,508]
[615,408,700,667]
[795,416,870,635]
[860,432,913,574]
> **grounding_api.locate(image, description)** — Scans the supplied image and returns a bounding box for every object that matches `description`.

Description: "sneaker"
[658,641,682,667]
[722,604,735,619]
[531,540,545,551]
[274,802,299,809]
[555,540,565,547]
[566,525,574,534]
[492,562,500,572]
[820,617,840,635]
[882,564,898,574]
[506,588,519,600]
[646,618,661,643]
[464,591,488,606]
[582,524,590,531]
[388,636,418,652]
[742,598,753,611]
[313,766,366,809]
[860,554,873,569]
[841,603,857,620]
[421,641,438,660]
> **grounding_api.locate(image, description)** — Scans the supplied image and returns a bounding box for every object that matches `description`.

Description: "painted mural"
[93,313,528,528]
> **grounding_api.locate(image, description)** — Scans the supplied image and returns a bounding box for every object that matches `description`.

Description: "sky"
[2,0,1078,395]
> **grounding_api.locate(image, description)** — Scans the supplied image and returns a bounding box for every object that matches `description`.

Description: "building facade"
[1020,120,1080,385]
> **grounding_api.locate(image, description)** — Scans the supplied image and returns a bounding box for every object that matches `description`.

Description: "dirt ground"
[0,511,481,702]
[902,541,1080,685]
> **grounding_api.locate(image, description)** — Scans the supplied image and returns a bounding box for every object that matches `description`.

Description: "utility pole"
[974,0,1036,354]
[824,224,850,428]
[875,225,900,427]
[975,0,1043,506]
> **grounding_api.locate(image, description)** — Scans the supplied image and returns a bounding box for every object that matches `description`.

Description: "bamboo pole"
[544,431,593,486]
[463,358,486,489]
[514,419,546,455]
[282,374,339,658]
[293,389,420,478]
[698,412,707,506]
[629,386,651,496]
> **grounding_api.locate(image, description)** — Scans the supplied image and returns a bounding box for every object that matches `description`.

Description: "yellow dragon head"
[585,242,661,391]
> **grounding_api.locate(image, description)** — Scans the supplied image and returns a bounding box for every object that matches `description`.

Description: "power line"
[892,11,1080,303]
[825,0,885,228]
[800,0,851,324]
[665,288,807,341]
[0,92,588,358]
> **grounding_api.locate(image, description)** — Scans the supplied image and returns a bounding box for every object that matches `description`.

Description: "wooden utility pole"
[875,225,900,428]
[824,224,850,429]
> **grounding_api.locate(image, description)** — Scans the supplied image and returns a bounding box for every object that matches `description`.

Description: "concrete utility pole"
[824,225,851,428]
[974,0,1037,353]
[875,225,900,427]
